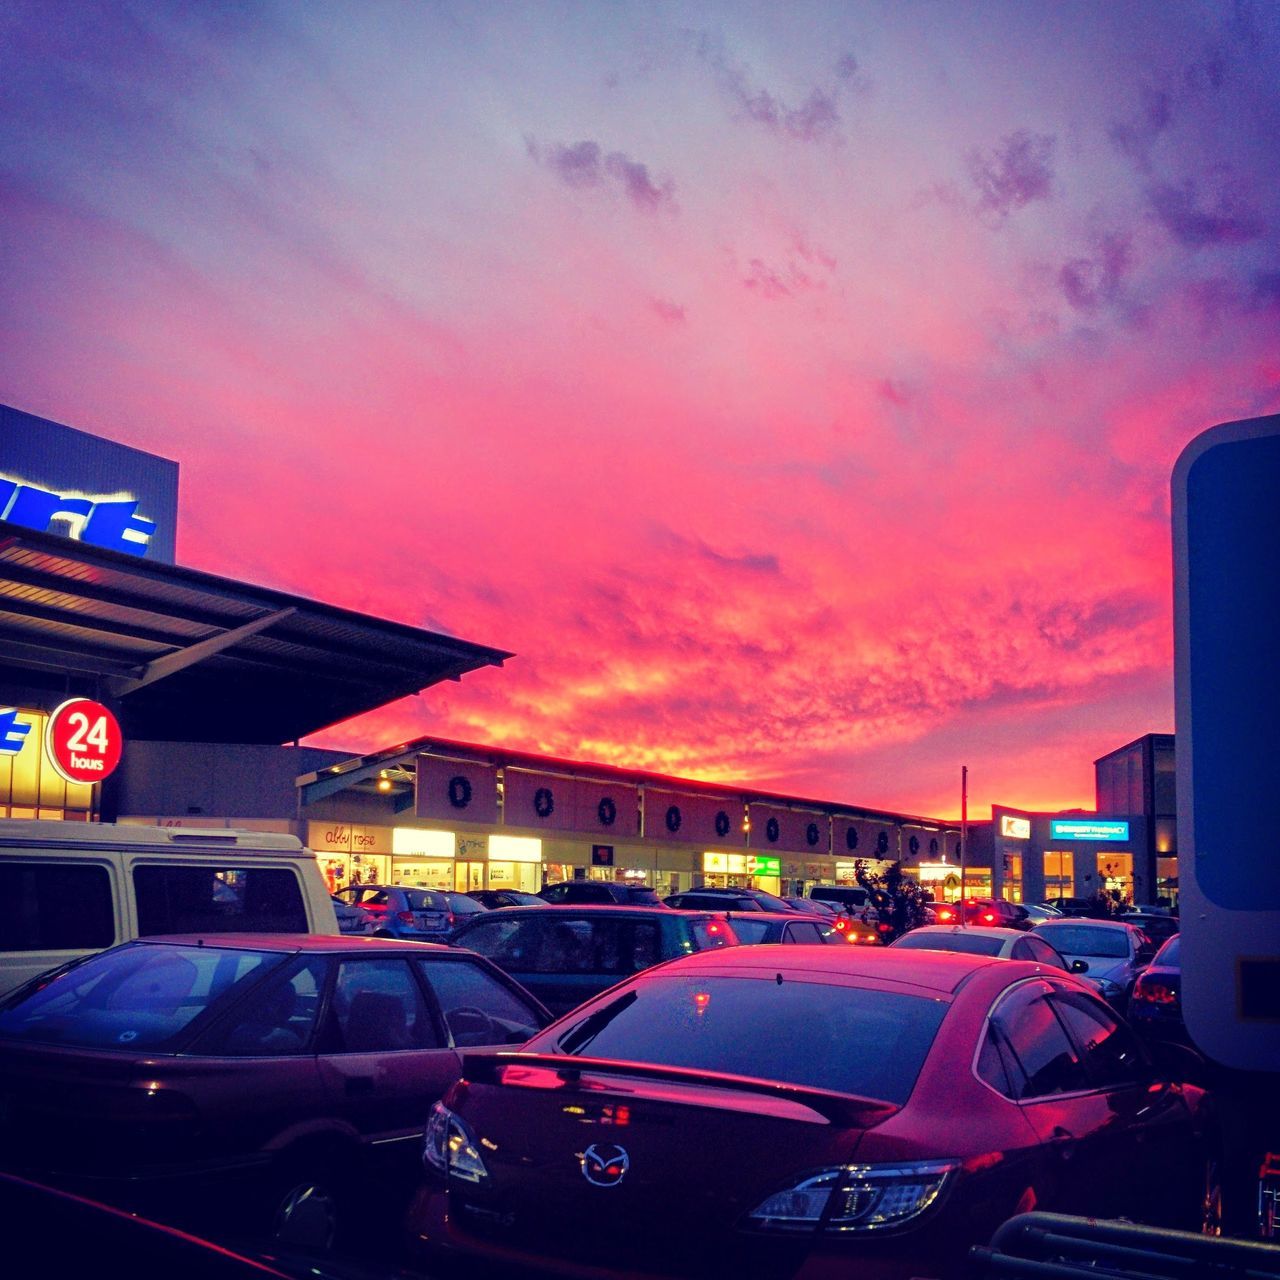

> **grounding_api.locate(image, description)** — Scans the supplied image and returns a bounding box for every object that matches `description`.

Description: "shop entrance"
[455,861,484,892]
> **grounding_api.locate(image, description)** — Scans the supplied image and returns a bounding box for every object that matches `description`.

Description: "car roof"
[903,925,1026,941]
[133,933,453,953]
[723,911,815,923]
[455,904,710,920]
[657,941,1006,994]
[1036,918,1135,930]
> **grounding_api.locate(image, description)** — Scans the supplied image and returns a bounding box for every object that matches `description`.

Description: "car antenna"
[776,972,783,985]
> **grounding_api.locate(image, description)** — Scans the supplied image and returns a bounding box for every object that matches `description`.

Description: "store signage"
[746,855,780,877]
[44,698,122,784]
[1048,819,1129,843]
[999,815,1031,840]
[592,844,614,867]
[0,473,157,556]
[0,708,33,754]
[307,822,393,856]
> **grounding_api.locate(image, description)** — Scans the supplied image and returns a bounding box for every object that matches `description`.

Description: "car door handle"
[345,1076,376,1097]
[1051,1126,1075,1158]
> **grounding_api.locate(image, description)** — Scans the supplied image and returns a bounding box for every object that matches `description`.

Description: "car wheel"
[269,1157,350,1252]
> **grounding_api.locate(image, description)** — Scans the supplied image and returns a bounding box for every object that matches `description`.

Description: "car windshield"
[1155,935,1181,965]
[550,974,947,1105]
[0,942,282,1050]
[894,931,1005,956]
[1039,925,1130,958]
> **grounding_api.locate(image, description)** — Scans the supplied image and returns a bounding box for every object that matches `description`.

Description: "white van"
[0,820,339,997]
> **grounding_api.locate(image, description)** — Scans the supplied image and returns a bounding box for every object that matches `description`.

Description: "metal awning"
[0,521,512,744]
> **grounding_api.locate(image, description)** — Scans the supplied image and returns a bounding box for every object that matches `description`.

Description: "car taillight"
[1133,977,1179,1005]
[981,912,996,924]
[397,910,415,925]
[834,918,849,931]
[746,1161,956,1233]
[446,912,456,929]
[935,907,955,923]
[423,1102,489,1183]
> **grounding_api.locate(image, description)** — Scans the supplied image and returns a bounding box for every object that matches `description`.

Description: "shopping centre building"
[1,403,1173,904]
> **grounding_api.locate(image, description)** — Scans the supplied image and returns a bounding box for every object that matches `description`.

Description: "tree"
[854,858,931,943]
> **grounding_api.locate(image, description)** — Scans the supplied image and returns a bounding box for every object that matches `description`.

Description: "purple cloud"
[967,130,1055,220]
[527,137,676,212]
[696,39,863,144]
[1107,85,1173,171]
[1147,177,1265,246]
[650,297,686,324]
[1059,233,1134,310]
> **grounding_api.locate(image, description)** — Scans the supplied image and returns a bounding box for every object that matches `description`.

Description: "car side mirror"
[1070,959,1089,974]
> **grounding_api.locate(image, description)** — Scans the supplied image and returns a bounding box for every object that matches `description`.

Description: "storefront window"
[392,858,453,889]
[1044,851,1073,898]
[1099,853,1134,909]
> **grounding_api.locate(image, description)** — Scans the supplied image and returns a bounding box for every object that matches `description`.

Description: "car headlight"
[1096,978,1123,998]
[745,1161,957,1234]
[422,1102,489,1184]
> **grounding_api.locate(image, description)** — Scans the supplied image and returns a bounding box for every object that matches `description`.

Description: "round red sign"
[44,698,123,784]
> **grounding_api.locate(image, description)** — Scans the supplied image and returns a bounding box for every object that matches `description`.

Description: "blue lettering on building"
[0,477,156,556]
[0,709,32,755]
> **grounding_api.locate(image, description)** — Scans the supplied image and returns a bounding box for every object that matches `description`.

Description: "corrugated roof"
[0,521,512,743]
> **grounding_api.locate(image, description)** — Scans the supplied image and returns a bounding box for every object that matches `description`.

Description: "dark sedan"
[0,933,550,1249]
[1129,933,1186,1044]
[407,947,1212,1280]
[448,905,737,1016]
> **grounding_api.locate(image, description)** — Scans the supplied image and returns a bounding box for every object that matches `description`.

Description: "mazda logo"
[580,1143,629,1187]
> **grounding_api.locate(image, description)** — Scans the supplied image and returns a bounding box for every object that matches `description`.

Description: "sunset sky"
[2,2,1278,820]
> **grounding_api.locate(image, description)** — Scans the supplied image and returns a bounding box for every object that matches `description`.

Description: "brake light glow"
[396,910,415,925]
[694,991,711,1015]
[935,907,955,923]
[747,1161,957,1233]
[1133,979,1178,1005]
[981,912,996,924]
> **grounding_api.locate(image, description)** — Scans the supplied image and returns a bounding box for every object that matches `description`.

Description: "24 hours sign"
[44,698,122,784]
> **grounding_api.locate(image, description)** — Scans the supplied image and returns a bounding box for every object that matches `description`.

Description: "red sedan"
[406,946,1213,1280]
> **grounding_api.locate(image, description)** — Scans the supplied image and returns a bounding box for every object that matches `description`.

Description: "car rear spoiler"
[460,1051,899,1127]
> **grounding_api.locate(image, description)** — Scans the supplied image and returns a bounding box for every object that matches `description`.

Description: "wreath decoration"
[909,835,920,856]
[447,775,472,810]
[597,797,617,827]
[876,830,889,855]
[806,822,820,847]
[665,804,682,834]
[766,817,780,843]
[846,828,859,851]
[534,787,554,819]
[929,837,939,855]
[715,810,731,839]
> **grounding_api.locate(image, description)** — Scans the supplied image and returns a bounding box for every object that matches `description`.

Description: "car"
[539,881,664,906]
[890,925,1084,973]
[1129,933,1187,1045]
[782,896,839,915]
[924,900,961,924]
[1032,919,1156,1014]
[0,820,338,999]
[1018,902,1063,924]
[666,885,799,913]
[407,946,1213,1280]
[721,911,848,946]
[807,884,873,915]
[962,897,1033,930]
[467,890,549,910]
[330,896,375,935]
[440,890,489,925]
[447,905,738,1016]
[1118,911,1180,946]
[0,933,551,1250]
[334,884,456,942]
[1046,896,1111,918]
[728,911,881,948]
